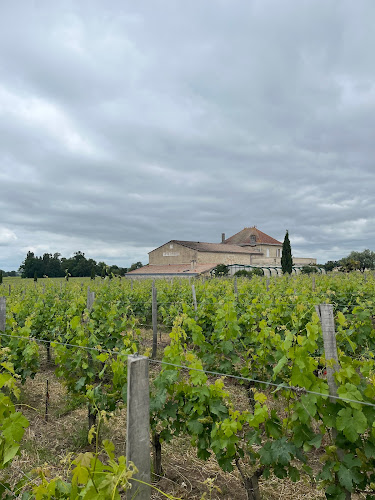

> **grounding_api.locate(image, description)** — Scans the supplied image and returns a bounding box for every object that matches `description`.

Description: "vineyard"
[0,273,375,499]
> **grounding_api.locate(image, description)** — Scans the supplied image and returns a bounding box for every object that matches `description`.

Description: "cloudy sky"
[0,0,374,270]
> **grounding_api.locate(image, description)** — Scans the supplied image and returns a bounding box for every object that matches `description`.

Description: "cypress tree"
[90,267,96,280]
[0,270,2,284]
[281,230,293,274]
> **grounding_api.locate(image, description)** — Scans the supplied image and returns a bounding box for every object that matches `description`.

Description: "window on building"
[169,244,174,249]
[277,249,281,257]
[250,234,256,245]
[266,249,270,257]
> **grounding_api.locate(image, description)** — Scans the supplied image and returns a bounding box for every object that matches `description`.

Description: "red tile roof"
[224,227,282,246]
[150,240,262,255]
[126,263,216,276]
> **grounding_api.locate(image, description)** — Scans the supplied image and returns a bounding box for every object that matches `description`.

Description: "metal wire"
[0,332,130,357]
[1,333,374,408]
[148,359,375,408]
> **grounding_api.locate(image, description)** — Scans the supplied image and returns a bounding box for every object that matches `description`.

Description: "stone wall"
[149,242,316,268]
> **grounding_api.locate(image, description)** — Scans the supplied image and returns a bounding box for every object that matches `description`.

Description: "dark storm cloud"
[1,0,375,269]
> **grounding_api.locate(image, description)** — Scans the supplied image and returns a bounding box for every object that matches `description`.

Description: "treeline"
[324,249,375,272]
[19,251,143,279]
[0,270,18,277]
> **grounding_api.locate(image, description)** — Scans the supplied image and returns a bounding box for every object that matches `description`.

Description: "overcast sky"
[0,0,374,270]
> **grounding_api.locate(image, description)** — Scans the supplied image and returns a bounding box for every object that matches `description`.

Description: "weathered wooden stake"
[192,284,198,313]
[86,286,96,429]
[315,303,351,500]
[266,279,270,292]
[151,285,158,359]
[131,279,133,291]
[45,379,49,422]
[312,276,316,291]
[87,287,95,311]
[0,297,5,333]
[234,278,238,300]
[126,355,151,500]
[315,304,340,400]
[8,284,11,296]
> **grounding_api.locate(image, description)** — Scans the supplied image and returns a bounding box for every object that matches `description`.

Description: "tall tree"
[281,230,293,274]
[346,249,375,272]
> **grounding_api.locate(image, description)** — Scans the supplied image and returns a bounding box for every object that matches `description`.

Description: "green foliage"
[339,249,375,273]
[339,257,360,273]
[0,357,29,469]
[19,251,127,278]
[0,270,2,284]
[300,266,318,274]
[324,260,339,272]
[128,262,143,272]
[234,268,264,277]
[29,414,137,499]
[281,230,293,274]
[4,273,375,498]
[233,269,252,278]
[251,267,264,276]
[214,264,229,276]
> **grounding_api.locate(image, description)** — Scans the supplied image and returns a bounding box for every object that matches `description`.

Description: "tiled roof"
[224,227,282,246]
[170,240,261,255]
[126,263,216,276]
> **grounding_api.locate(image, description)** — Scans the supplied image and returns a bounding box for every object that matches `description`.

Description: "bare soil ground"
[1,342,368,499]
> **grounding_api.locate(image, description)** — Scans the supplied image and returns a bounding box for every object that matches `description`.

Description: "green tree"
[19,251,42,278]
[339,257,360,273]
[300,265,317,274]
[324,260,339,272]
[34,271,38,282]
[346,249,375,272]
[90,267,96,280]
[234,269,253,278]
[281,230,293,274]
[214,264,229,276]
[0,270,2,284]
[128,262,143,272]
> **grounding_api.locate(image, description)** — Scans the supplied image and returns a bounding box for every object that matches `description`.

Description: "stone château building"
[126,227,316,278]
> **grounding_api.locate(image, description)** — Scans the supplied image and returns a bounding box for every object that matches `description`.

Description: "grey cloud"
[1,0,375,270]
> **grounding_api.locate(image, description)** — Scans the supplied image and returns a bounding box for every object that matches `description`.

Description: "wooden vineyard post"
[266,279,270,292]
[86,287,96,429]
[8,284,11,296]
[234,278,238,300]
[312,276,316,291]
[192,284,198,313]
[151,284,158,359]
[45,379,49,422]
[87,287,95,311]
[126,355,151,500]
[131,279,133,291]
[0,297,5,333]
[315,304,351,500]
[315,304,340,400]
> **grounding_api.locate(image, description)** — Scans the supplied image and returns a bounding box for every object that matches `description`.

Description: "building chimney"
[221,233,225,243]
